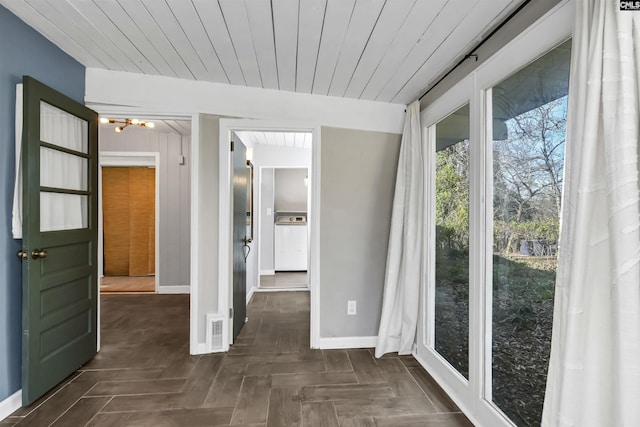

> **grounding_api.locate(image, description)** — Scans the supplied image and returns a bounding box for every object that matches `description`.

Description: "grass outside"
[435,252,556,426]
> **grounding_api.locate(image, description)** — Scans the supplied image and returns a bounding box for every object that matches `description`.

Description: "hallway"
[3,292,471,426]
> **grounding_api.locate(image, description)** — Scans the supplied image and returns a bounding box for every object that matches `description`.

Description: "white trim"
[157,286,190,294]
[317,336,378,350]
[85,68,405,135]
[259,270,275,276]
[413,351,482,427]
[0,390,21,421]
[246,286,256,304]
[218,119,321,350]
[98,152,161,293]
[191,342,208,356]
[189,115,200,355]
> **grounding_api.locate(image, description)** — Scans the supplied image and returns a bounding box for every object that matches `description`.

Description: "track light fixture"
[99,117,155,133]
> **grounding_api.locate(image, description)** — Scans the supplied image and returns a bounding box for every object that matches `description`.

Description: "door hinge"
[229,307,233,318]
[230,140,234,152]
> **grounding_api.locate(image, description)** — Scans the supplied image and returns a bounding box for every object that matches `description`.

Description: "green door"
[231,133,248,342]
[19,76,98,406]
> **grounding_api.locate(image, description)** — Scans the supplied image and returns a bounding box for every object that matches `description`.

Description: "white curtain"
[375,100,423,358]
[542,1,640,426]
[12,84,23,238]
[12,89,88,237]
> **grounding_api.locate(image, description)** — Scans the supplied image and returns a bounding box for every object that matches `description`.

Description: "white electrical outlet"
[347,300,357,315]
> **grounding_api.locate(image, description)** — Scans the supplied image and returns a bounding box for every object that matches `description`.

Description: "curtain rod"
[417,0,533,102]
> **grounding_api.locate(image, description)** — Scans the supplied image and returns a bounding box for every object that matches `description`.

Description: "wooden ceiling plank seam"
[140,0,210,81]
[218,0,264,87]
[267,132,279,147]
[327,0,387,98]
[375,0,481,102]
[390,0,516,104]
[191,0,245,86]
[256,132,267,146]
[22,0,131,71]
[272,0,300,92]
[357,0,448,100]
[311,0,357,96]
[0,0,107,69]
[93,0,177,77]
[215,0,250,85]
[118,0,195,80]
[244,0,279,90]
[284,132,295,148]
[165,0,229,83]
[68,0,156,74]
[341,0,415,99]
[296,0,327,93]
[78,0,160,74]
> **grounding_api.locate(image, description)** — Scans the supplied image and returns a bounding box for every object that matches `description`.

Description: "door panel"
[102,167,155,276]
[232,133,248,342]
[21,76,98,406]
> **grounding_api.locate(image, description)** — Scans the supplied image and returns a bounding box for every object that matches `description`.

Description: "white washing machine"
[274,215,308,271]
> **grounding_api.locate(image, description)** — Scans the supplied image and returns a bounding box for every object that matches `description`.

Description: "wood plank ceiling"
[2,0,523,105]
[235,131,312,150]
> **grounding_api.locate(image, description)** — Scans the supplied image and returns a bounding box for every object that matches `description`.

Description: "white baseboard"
[260,270,275,276]
[0,390,21,421]
[158,285,190,294]
[246,287,256,304]
[190,342,208,355]
[317,336,378,349]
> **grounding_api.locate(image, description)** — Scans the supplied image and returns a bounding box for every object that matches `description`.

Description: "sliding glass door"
[434,104,470,380]
[489,40,570,426]
[416,3,572,426]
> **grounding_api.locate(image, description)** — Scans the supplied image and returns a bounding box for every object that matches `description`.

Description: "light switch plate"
[347,300,357,315]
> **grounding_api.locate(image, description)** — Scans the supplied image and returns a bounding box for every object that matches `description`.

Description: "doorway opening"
[101,165,156,293]
[98,118,192,296]
[219,122,319,348]
[260,166,310,291]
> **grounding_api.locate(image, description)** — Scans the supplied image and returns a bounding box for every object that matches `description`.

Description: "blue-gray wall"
[0,5,85,402]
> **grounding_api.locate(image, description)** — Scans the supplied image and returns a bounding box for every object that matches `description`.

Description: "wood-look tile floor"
[260,272,308,289]
[3,292,472,427]
[100,276,155,293]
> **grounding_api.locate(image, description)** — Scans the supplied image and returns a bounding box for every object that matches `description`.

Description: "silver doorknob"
[31,249,48,259]
[17,250,28,260]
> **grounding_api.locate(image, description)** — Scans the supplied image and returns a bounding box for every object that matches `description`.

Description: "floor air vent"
[206,314,226,352]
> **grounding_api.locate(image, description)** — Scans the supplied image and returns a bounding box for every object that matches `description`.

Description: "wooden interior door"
[232,133,248,342]
[102,167,155,276]
[20,76,98,405]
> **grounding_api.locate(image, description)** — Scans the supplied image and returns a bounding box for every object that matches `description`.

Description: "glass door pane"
[39,101,90,232]
[434,103,470,379]
[490,40,571,425]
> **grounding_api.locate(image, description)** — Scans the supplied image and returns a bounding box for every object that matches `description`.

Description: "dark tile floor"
[2,291,472,426]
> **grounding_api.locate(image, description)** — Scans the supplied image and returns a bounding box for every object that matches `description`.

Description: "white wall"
[85,70,404,354]
[85,68,405,135]
[99,125,190,291]
[254,146,312,277]
[275,168,308,212]
[191,114,220,352]
[320,126,401,339]
[259,168,275,274]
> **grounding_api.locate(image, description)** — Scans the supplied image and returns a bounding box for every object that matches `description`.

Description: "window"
[490,40,571,426]
[435,104,470,379]
[417,3,573,424]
